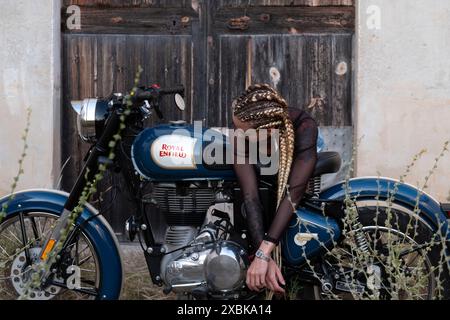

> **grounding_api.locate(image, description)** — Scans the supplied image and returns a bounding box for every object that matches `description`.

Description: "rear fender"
[320,176,449,238]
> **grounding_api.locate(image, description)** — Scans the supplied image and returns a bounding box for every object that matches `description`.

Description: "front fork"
[37,111,121,285]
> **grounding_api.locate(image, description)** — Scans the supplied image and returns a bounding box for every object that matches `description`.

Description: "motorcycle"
[0,84,449,300]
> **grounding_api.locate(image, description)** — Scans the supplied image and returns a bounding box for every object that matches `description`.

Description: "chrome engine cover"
[161,227,249,294]
[164,245,210,291]
[204,241,248,292]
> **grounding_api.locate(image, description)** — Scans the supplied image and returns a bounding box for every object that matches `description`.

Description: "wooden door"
[61,0,354,238]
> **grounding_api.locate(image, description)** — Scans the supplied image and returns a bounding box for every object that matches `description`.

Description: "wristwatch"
[255,249,270,262]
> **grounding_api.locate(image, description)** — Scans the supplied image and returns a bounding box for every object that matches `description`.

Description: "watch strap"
[255,249,270,262]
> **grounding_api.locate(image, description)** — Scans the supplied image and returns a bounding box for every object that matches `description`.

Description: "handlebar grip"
[160,85,185,96]
[132,85,185,103]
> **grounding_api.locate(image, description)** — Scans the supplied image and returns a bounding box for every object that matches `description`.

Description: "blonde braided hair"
[233,84,295,299]
[233,83,295,209]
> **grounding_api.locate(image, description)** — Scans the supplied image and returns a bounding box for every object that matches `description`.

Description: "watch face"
[256,250,268,261]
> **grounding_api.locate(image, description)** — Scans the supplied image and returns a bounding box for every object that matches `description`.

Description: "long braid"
[233,83,294,211]
[280,116,295,206]
[233,84,295,299]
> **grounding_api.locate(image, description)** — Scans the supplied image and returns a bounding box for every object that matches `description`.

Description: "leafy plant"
[285,139,449,300]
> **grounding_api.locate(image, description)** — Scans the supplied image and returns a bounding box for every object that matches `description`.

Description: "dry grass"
[119,243,175,300]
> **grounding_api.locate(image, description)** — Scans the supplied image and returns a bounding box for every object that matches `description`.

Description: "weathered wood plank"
[204,0,219,127]
[219,0,354,7]
[190,0,208,124]
[283,36,307,111]
[214,6,354,34]
[250,36,300,105]
[331,33,352,126]
[250,35,308,112]
[62,5,353,35]
[61,7,198,34]
[66,0,354,8]
[61,36,89,192]
[216,36,249,127]
[304,35,333,126]
[63,0,190,8]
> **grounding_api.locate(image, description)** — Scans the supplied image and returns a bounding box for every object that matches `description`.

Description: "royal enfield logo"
[159,143,187,159]
[151,135,197,169]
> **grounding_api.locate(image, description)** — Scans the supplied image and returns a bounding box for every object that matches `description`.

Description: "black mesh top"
[233,108,318,250]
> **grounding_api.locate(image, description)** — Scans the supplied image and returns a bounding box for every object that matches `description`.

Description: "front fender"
[320,176,449,236]
[0,189,123,300]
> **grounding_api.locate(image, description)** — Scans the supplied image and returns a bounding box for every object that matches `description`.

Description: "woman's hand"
[246,257,269,292]
[265,259,285,293]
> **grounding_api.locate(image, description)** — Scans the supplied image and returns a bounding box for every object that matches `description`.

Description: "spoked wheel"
[0,212,100,300]
[310,200,445,300]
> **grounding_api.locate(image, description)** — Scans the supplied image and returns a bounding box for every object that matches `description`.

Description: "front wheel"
[311,200,448,300]
[0,212,103,299]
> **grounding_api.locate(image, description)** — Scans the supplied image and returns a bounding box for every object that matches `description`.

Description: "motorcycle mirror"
[174,93,186,111]
[70,100,82,116]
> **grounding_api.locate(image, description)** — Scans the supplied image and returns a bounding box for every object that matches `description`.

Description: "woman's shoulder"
[287,108,316,128]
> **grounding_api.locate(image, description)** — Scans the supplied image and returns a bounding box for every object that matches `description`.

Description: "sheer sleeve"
[233,163,265,250]
[266,118,318,243]
[232,134,265,250]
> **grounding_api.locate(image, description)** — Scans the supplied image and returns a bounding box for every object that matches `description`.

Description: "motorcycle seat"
[206,145,341,178]
[313,152,341,177]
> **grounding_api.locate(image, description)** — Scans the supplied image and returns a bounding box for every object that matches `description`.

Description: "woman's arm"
[233,161,265,250]
[259,118,318,256]
[232,129,266,250]
[245,118,318,292]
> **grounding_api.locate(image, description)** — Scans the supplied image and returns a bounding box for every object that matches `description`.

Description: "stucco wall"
[355,0,450,202]
[0,0,61,195]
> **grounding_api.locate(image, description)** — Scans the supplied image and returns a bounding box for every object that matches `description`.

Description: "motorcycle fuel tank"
[131,122,236,181]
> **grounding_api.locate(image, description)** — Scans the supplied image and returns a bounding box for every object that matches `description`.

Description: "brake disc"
[10,247,61,300]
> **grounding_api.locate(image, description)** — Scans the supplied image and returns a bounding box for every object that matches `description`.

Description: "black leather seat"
[313,152,341,177]
[206,143,341,177]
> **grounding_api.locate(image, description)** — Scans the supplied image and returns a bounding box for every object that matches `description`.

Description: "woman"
[232,84,318,294]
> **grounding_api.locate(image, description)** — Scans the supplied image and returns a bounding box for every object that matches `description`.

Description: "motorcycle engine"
[161,226,248,294]
[152,182,249,295]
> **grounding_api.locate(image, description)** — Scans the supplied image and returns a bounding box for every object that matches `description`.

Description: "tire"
[309,200,447,300]
[0,211,121,300]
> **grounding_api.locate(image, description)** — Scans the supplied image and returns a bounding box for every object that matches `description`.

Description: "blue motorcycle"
[0,85,448,300]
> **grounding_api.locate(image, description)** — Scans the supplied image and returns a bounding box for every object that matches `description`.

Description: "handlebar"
[132,85,184,103]
[128,85,185,120]
[160,85,185,96]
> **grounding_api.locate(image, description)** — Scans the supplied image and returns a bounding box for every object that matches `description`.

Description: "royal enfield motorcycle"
[0,84,449,300]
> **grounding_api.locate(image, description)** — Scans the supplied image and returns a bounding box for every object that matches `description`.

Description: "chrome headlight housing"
[70,98,109,143]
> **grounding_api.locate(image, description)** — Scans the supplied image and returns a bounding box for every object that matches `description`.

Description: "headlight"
[70,98,109,143]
